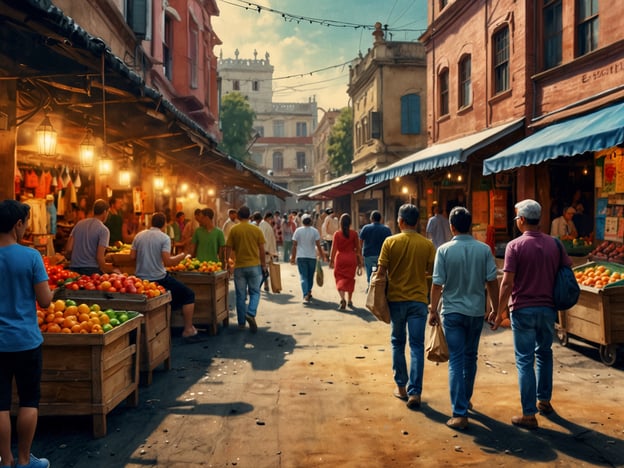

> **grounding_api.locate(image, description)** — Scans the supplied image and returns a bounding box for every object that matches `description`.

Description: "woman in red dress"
[329,213,362,309]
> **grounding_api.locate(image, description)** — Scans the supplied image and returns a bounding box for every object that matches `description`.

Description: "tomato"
[112,279,123,290]
[85,282,96,291]
[70,283,80,291]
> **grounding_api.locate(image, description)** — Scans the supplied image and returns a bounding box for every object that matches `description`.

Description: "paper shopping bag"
[269,261,282,293]
[365,270,390,323]
[425,323,449,363]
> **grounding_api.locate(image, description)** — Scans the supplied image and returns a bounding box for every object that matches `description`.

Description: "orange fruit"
[98,314,110,325]
[45,313,56,323]
[89,317,101,326]
[77,303,91,315]
[64,305,78,317]
[71,324,82,333]
[62,318,76,329]
[47,323,61,333]
[80,321,92,332]
[78,313,90,323]
[53,299,66,312]
[61,327,72,334]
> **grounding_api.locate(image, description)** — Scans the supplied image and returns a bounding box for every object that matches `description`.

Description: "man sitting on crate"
[130,212,202,343]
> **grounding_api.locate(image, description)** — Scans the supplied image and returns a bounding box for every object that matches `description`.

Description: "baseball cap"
[302,213,312,225]
[325,208,333,215]
[514,199,541,220]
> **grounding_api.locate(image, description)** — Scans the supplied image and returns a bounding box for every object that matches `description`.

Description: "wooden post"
[0,80,17,201]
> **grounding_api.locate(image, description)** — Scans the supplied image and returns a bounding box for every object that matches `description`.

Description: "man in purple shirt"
[492,199,572,430]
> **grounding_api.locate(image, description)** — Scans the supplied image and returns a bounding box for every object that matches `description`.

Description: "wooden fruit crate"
[54,290,172,385]
[169,270,229,335]
[12,315,142,438]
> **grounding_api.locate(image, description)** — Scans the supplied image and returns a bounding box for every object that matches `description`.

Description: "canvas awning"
[298,172,367,200]
[366,119,524,184]
[483,102,624,175]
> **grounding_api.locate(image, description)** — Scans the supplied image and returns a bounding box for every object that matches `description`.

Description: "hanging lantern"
[79,128,95,168]
[119,161,131,186]
[36,116,57,156]
[99,156,113,176]
[153,171,165,191]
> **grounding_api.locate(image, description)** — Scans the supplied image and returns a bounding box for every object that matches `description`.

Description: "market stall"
[169,270,229,335]
[557,262,624,365]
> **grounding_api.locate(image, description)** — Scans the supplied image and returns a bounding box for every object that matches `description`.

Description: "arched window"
[458,55,472,108]
[439,69,449,116]
[493,26,510,93]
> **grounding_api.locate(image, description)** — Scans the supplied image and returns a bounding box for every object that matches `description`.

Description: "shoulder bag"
[553,239,580,310]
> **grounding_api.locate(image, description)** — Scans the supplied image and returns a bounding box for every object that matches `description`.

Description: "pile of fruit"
[167,257,223,273]
[106,241,133,253]
[37,299,139,334]
[574,264,623,289]
[59,272,166,298]
[44,262,80,289]
[589,241,624,263]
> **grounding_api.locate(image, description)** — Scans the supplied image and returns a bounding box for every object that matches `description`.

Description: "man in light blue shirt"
[428,206,499,430]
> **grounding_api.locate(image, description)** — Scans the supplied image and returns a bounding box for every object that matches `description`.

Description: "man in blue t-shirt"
[359,210,392,283]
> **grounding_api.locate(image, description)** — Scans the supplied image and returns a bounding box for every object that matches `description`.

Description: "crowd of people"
[0,194,573,467]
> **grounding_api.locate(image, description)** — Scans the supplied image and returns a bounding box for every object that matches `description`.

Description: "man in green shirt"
[190,208,225,264]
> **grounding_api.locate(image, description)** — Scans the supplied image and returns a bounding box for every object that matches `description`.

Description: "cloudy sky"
[213,0,428,112]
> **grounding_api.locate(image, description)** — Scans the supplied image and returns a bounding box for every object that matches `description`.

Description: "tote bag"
[365,270,390,323]
[553,239,580,310]
[315,258,324,287]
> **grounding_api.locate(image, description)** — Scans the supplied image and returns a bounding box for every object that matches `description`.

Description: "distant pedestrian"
[426,203,452,249]
[429,207,499,430]
[0,199,53,468]
[290,214,325,303]
[222,209,238,241]
[377,204,435,410]
[492,199,570,429]
[359,210,392,283]
[226,206,267,332]
[281,214,296,262]
[329,214,362,309]
[259,212,278,292]
[321,208,339,257]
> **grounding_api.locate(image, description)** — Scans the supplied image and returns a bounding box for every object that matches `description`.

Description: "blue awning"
[483,101,624,175]
[366,119,524,184]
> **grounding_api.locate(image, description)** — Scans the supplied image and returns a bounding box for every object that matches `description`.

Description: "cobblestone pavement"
[21,262,624,467]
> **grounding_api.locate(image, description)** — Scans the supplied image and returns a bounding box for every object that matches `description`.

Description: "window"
[273,120,285,137]
[370,111,382,138]
[493,27,510,94]
[163,15,173,80]
[189,23,198,88]
[577,0,599,56]
[252,80,260,91]
[439,69,449,116]
[543,0,562,69]
[272,152,283,171]
[232,80,240,91]
[440,0,448,8]
[296,152,306,170]
[400,95,421,134]
[362,117,369,142]
[296,122,307,137]
[459,56,472,108]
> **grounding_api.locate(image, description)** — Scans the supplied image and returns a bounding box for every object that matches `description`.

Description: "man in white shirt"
[321,208,339,256]
[222,209,238,241]
[259,212,277,292]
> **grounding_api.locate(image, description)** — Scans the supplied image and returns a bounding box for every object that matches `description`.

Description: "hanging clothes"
[24,169,39,189]
[25,198,47,234]
[56,189,65,217]
[35,170,52,198]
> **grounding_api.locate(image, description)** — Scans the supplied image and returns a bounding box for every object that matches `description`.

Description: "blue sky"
[213,0,428,111]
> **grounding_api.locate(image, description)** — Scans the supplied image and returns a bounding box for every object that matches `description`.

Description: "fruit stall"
[14,299,143,438]
[557,262,624,365]
[53,271,172,385]
[168,258,229,335]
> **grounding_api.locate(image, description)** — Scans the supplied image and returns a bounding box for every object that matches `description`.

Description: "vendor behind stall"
[550,206,578,240]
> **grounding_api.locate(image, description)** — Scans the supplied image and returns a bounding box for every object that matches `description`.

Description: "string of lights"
[218,0,426,33]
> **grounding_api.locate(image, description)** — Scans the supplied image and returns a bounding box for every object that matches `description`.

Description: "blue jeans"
[296,257,316,298]
[233,266,263,325]
[443,313,484,417]
[389,301,427,396]
[511,306,557,415]
[364,255,379,283]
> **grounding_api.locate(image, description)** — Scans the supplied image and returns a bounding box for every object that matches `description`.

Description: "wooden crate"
[169,270,229,335]
[12,316,142,438]
[559,285,624,346]
[110,253,136,275]
[54,290,172,386]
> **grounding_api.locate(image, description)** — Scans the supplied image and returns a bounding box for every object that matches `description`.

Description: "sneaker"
[245,314,258,333]
[537,400,553,414]
[511,414,538,429]
[446,416,468,430]
[406,395,421,409]
[16,454,50,468]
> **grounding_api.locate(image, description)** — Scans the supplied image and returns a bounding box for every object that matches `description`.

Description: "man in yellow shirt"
[377,204,435,410]
[225,206,267,333]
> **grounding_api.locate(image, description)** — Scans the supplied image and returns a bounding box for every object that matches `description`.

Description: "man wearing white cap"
[491,199,572,429]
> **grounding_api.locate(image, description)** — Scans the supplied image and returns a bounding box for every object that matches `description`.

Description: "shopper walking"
[321,208,339,257]
[428,207,499,430]
[359,210,392,283]
[222,209,238,241]
[329,214,362,309]
[426,203,452,249]
[281,213,296,263]
[0,199,53,468]
[226,206,267,333]
[290,214,325,303]
[130,212,200,341]
[377,204,435,410]
[259,212,278,293]
[491,199,570,429]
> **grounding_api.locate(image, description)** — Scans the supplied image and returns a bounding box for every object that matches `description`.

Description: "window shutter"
[127,0,148,39]
[370,111,382,139]
[401,94,421,134]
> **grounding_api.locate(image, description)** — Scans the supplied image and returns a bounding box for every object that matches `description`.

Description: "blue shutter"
[401,94,421,134]
[127,0,148,39]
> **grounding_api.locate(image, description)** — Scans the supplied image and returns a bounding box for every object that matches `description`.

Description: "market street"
[29,261,624,467]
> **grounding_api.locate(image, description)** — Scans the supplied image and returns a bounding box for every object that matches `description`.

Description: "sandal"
[339,299,346,310]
